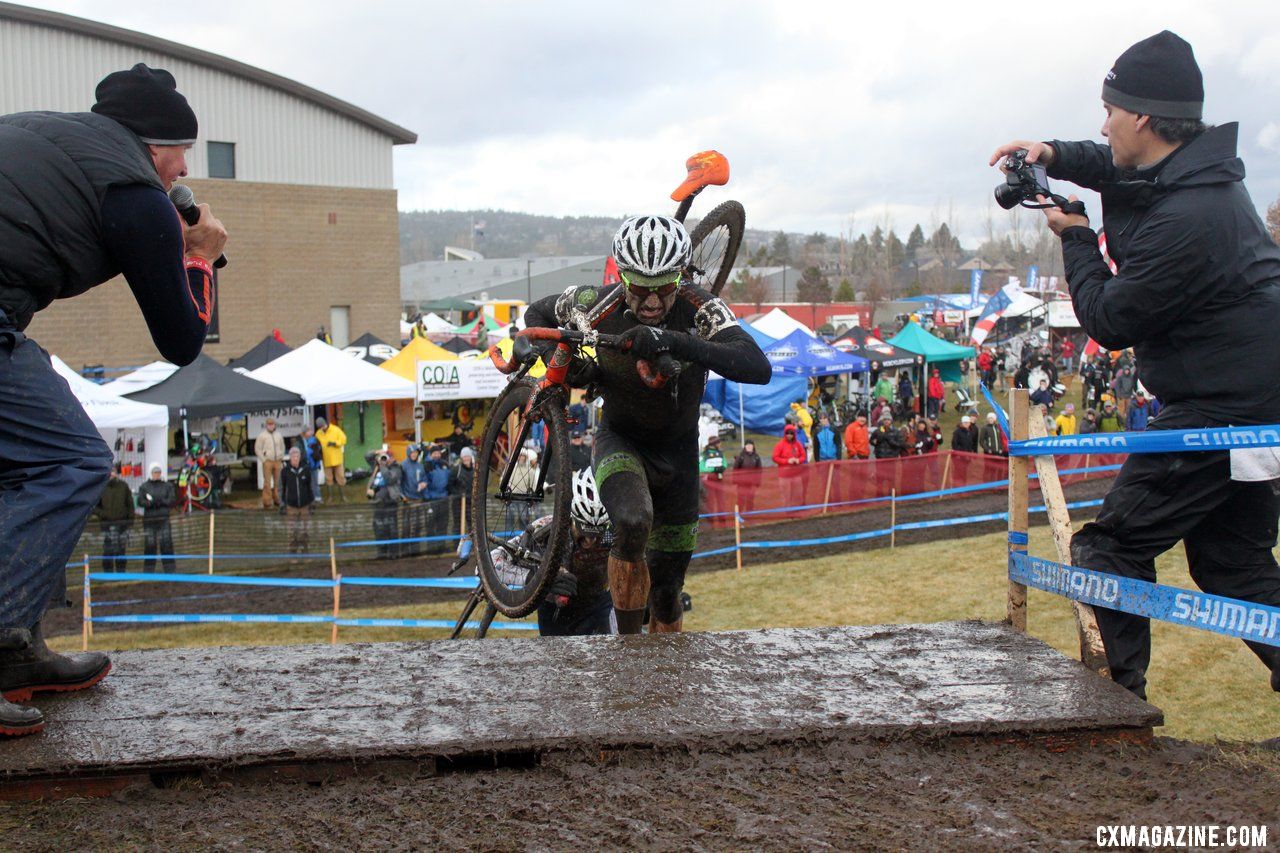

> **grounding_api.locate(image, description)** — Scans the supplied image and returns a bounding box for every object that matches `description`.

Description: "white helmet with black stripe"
[612,214,692,277]
[570,467,609,530]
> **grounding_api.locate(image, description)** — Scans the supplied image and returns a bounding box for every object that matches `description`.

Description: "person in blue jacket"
[812,414,842,461]
[424,445,453,554]
[399,444,428,556]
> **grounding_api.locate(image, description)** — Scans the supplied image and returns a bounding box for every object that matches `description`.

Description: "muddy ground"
[44,477,1115,638]
[4,735,1277,849]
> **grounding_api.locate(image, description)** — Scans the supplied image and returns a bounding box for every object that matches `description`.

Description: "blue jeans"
[0,313,112,629]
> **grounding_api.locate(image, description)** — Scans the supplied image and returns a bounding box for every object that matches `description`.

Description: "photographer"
[0,64,226,736]
[991,31,1280,699]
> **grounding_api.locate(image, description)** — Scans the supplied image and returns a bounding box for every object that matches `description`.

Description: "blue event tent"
[762,329,868,377]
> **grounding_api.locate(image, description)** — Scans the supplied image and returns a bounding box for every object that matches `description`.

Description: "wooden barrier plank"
[1007,390,1028,631]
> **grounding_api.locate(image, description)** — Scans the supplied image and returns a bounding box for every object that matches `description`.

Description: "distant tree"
[797,265,832,303]
[748,244,770,266]
[769,231,792,266]
[870,226,885,254]
[905,224,925,262]
[834,278,856,302]
[743,271,772,307]
[885,230,906,270]
[1268,195,1280,246]
[729,269,749,302]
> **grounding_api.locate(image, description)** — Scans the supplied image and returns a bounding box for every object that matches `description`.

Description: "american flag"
[1082,231,1119,358]
[969,284,1020,346]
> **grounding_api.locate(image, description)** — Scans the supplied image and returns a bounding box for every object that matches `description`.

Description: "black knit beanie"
[1102,31,1203,119]
[91,63,198,145]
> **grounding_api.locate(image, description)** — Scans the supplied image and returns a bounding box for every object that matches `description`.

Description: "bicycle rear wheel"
[471,378,572,618]
[688,200,745,297]
[188,467,214,503]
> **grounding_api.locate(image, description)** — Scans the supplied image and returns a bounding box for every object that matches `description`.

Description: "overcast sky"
[33,0,1280,242]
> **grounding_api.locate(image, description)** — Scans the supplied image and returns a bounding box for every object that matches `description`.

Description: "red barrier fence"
[700,451,1125,528]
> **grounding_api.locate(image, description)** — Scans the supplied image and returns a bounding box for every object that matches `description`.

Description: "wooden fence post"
[329,537,338,581]
[207,511,216,575]
[821,465,835,515]
[890,489,897,548]
[82,560,91,651]
[331,575,342,645]
[83,554,92,640]
[1007,390,1029,632]
[1027,410,1110,676]
[734,503,744,572]
[940,453,953,494]
[458,495,468,554]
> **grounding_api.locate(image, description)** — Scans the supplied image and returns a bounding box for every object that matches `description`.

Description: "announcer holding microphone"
[0,64,226,736]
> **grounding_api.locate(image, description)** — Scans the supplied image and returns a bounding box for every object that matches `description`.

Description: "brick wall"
[25,179,402,371]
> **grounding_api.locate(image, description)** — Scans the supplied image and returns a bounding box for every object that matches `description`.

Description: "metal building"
[0,2,416,369]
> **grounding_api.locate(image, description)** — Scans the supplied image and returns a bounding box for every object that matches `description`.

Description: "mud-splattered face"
[620,270,681,326]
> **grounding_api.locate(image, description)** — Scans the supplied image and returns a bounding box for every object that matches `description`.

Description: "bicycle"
[465,151,748,619]
[178,439,220,512]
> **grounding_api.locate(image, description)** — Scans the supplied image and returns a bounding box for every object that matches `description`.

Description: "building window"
[207,141,236,179]
[329,306,350,349]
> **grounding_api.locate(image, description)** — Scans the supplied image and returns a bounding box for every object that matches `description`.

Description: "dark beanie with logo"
[1102,30,1203,120]
[91,63,198,145]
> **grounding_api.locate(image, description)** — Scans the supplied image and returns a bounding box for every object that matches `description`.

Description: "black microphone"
[168,184,227,269]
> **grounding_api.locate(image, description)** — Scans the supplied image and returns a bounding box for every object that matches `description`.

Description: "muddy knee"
[610,504,652,559]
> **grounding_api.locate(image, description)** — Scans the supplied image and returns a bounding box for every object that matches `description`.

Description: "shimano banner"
[1010,424,1280,456]
[1010,552,1280,649]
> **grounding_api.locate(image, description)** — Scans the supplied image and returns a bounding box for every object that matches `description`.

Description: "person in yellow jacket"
[314,415,348,502]
[1054,402,1078,436]
[789,400,814,459]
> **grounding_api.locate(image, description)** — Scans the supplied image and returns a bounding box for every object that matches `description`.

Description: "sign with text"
[416,359,507,401]
[247,406,310,437]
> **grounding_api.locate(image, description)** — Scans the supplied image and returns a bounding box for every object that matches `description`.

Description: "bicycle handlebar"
[488,328,676,389]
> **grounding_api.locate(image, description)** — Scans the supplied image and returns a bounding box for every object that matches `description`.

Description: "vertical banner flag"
[1083,231,1120,357]
[969,269,983,308]
[1026,265,1039,292]
[970,283,1019,346]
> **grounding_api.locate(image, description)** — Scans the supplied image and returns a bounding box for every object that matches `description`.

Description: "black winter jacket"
[1049,124,1280,423]
[280,462,314,508]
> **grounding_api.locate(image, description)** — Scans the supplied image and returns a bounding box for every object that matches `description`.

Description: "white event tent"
[750,307,816,340]
[101,360,177,396]
[51,355,169,479]
[246,339,415,405]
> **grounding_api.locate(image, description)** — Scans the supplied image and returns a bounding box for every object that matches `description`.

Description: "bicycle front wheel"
[472,379,572,618]
[688,200,745,297]
[188,467,214,503]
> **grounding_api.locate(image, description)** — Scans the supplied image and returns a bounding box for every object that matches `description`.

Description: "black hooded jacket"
[1049,123,1280,423]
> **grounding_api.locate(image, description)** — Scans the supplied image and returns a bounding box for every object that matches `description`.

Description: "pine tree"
[834,278,856,301]
[797,265,832,303]
[905,224,925,262]
[769,231,792,265]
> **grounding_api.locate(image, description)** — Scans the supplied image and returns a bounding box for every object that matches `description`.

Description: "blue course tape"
[334,617,537,631]
[1007,531,1029,545]
[980,384,1011,439]
[337,533,465,548]
[340,576,476,589]
[108,553,330,562]
[1009,552,1280,649]
[88,572,334,588]
[1010,424,1280,457]
[91,613,332,624]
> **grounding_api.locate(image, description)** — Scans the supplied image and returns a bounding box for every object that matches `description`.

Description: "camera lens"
[994,183,1022,210]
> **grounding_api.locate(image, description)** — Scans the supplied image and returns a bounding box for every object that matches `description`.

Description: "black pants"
[1071,406,1280,699]
[372,505,400,559]
[143,518,176,573]
[100,522,131,572]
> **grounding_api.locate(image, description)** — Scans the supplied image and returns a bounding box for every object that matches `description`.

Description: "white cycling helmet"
[570,467,610,530]
[612,214,692,277]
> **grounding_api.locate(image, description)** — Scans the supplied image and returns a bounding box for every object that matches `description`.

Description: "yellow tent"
[379,336,457,380]
[488,337,547,378]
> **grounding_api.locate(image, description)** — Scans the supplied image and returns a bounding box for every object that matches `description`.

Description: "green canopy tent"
[418,297,477,313]
[888,321,976,395]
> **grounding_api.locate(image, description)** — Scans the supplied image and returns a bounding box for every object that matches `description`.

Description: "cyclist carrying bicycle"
[490,468,615,636]
[523,215,771,634]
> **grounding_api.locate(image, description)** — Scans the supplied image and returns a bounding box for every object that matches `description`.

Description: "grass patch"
[51,522,1278,743]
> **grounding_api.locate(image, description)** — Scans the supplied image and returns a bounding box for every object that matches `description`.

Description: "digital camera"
[994,149,1052,210]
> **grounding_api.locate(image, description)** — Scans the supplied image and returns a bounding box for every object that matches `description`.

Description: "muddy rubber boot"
[0,694,43,737]
[0,621,111,703]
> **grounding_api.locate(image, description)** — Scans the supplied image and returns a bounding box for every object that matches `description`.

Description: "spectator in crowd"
[1126,393,1154,431]
[399,444,428,556]
[449,446,477,540]
[1029,378,1055,411]
[1055,403,1078,436]
[1111,366,1136,418]
[979,412,1006,456]
[977,348,994,388]
[1097,401,1124,433]
[812,414,841,461]
[1059,337,1076,373]
[869,396,892,426]
[95,464,134,572]
[366,450,403,559]
[254,417,286,509]
[872,373,895,406]
[569,430,592,472]
[1079,408,1099,434]
[299,426,323,504]
[423,445,453,554]
[926,368,946,418]
[843,414,870,460]
[772,425,808,507]
[783,414,809,457]
[896,371,914,414]
[438,424,474,459]
[279,447,314,556]
[911,420,936,455]
[699,434,726,476]
[952,416,979,453]
[731,440,763,515]
[136,463,176,573]
[788,401,814,455]
[505,448,539,534]
[927,417,944,450]
[315,416,348,503]
[870,414,905,459]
